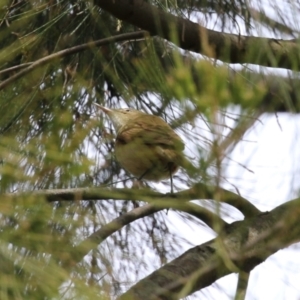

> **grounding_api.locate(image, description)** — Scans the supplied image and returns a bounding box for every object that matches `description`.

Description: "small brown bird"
[94,104,185,193]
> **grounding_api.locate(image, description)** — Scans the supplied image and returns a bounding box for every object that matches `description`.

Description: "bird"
[94,104,185,193]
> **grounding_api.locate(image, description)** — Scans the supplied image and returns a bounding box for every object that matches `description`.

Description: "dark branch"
[95,0,300,70]
[118,197,300,300]
[0,31,148,91]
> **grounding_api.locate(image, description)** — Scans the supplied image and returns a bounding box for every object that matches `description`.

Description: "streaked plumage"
[95,104,185,186]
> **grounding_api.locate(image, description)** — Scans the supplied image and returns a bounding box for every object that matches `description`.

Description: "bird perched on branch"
[94,104,185,193]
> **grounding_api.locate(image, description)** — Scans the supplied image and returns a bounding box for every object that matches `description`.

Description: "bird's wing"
[117,115,184,151]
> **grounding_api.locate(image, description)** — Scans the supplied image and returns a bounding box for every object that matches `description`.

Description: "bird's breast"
[115,137,179,181]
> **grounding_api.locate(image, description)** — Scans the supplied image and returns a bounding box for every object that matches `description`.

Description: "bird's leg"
[169,169,174,194]
[163,169,175,215]
[138,168,151,181]
[132,168,152,189]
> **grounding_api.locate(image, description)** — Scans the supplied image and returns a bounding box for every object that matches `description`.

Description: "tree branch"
[118,197,300,300]
[9,183,260,217]
[5,184,258,263]
[2,27,300,112]
[0,31,148,91]
[176,183,260,217]
[95,0,299,70]
[71,201,227,264]
[71,203,160,264]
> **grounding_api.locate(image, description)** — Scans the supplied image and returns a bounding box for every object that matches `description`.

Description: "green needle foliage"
[0,0,299,299]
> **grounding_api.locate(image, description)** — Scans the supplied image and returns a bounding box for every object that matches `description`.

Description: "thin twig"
[0,31,149,90]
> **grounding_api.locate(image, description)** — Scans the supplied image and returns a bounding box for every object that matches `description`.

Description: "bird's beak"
[93,103,112,114]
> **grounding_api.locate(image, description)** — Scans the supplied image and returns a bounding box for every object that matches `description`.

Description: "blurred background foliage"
[0,0,298,299]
